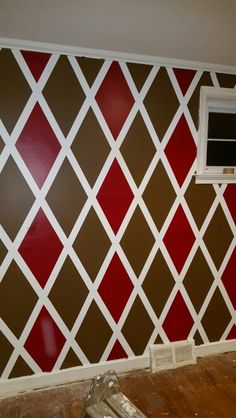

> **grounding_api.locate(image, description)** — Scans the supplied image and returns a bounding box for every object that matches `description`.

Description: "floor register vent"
[149,339,196,372]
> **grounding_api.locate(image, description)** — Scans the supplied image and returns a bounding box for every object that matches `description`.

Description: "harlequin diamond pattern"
[0,47,235,381]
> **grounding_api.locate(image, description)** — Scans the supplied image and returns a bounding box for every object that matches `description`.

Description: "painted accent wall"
[0,47,236,380]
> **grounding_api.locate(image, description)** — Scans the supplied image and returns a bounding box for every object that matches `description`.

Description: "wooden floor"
[0,352,236,418]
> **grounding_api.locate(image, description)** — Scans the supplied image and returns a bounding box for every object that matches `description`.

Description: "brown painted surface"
[0,157,35,240]
[9,357,33,379]
[185,178,216,229]
[121,206,155,276]
[193,330,204,345]
[43,55,85,136]
[121,112,156,186]
[49,257,88,330]
[0,240,7,265]
[183,248,214,313]
[61,348,82,370]
[143,161,176,230]
[71,109,110,186]
[127,63,152,91]
[203,206,233,270]
[0,331,13,375]
[142,251,175,317]
[0,262,38,338]
[188,72,213,129]
[75,301,112,363]
[0,49,31,134]
[0,136,5,154]
[201,288,231,342]
[122,296,154,355]
[46,158,87,236]
[76,57,104,87]
[73,208,111,281]
[144,67,179,140]
[216,73,236,88]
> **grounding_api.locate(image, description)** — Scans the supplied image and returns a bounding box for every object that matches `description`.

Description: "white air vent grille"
[150,340,196,372]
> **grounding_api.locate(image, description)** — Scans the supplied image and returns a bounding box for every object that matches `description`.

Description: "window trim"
[195,86,236,184]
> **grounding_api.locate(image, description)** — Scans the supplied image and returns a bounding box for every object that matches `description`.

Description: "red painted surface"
[165,115,196,186]
[96,62,134,139]
[97,159,134,234]
[98,253,134,322]
[224,185,236,224]
[16,103,61,188]
[21,50,51,82]
[24,306,65,372]
[163,291,194,341]
[107,340,128,361]
[173,68,196,95]
[222,248,236,309]
[226,325,236,340]
[163,205,195,273]
[19,209,63,287]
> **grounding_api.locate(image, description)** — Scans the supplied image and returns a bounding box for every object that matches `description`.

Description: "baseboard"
[1,339,236,399]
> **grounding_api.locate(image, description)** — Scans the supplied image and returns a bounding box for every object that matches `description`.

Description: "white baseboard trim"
[0,339,235,399]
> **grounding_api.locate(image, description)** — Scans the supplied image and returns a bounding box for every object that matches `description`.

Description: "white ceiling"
[0,0,235,66]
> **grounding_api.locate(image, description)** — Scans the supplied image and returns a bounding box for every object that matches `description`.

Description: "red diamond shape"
[163,292,194,341]
[97,160,134,234]
[24,306,65,371]
[226,325,236,340]
[16,103,61,188]
[173,68,196,96]
[165,116,196,187]
[221,248,236,309]
[21,50,51,82]
[98,253,134,322]
[224,185,236,224]
[96,62,134,139]
[164,205,195,273]
[19,209,63,287]
[107,340,128,361]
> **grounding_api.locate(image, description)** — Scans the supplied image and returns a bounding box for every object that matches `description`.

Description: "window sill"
[195,173,236,184]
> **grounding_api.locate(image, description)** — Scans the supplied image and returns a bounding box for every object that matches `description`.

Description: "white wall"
[0,0,235,66]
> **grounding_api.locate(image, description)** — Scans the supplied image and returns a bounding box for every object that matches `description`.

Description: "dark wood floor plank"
[0,352,236,417]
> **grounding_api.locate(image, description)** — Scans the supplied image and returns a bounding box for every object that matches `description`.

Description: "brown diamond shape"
[122,296,154,355]
[0,261,38,337]
[43,56,85,136]
[0,240,7,265]
[9,356,33,379]
[201,288,231,342]
[204,206,233,270]
[142,251,175,317]
[121,206,155,276]
[46,158,87,236]
[144,67,179,141]
[75,301,112,363]
[0,331,14,376]
[0,49,31,134]
[120,112,156,186]
[49,257,88,329]
[193,330,204,346]
[61,348,82,369]
[127,63,152,92]
[76,57,104,87]
[183,249,214,313]
[188,72,213,129]
[216,73,236,88]
[73,208,111,281]
[185,178,216,229]
[0,136,5,154]
[143,161,176,230]
[71,109,110,187]
[0,157,35,240]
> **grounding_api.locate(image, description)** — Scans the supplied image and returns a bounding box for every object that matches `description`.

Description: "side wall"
[0,47,236,380]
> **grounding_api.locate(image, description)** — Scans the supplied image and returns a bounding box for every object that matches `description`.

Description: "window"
[195,86,236,184]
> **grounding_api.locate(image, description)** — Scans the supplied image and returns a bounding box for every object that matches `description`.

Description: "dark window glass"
[207,140,236,166]
[208,112,236,139]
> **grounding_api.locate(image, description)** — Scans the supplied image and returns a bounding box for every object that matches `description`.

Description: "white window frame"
[195,86,236,184]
